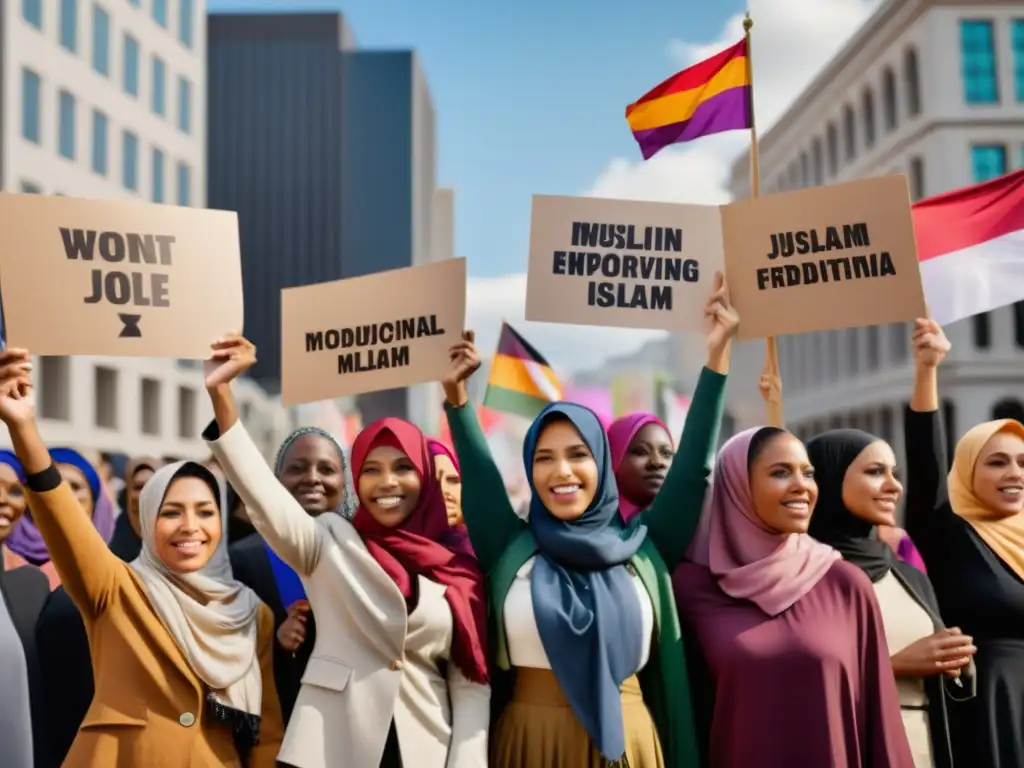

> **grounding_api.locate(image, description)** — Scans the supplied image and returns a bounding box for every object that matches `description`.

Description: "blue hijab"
[525,402,647,761]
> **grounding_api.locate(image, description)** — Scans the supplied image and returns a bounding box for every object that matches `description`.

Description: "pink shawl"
[686,427,839,616]
[607,413,672,523]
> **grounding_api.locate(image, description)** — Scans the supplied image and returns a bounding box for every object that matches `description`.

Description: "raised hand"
[705,272,740,353]
[204,332,257,390]
[0,349,36,427]
[911,317,950,369]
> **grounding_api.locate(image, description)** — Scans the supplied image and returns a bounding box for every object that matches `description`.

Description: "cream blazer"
[207,422,489,768]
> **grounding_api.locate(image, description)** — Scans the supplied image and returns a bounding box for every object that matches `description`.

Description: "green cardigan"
[444,366,726,768]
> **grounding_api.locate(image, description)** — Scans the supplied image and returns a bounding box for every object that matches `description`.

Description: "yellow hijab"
[949,419,1024,581]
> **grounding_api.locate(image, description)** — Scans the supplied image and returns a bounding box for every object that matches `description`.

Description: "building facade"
[6,0,205,203]
[726,0,1024,455]
[0,0,291,457]
[208,12,447,432]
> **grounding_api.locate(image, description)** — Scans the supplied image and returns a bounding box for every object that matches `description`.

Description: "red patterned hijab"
[350,418,489,684]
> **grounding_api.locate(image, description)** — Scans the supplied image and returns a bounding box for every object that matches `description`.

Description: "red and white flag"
[914,169,1024,325]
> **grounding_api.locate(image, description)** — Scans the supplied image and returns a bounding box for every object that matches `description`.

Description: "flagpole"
[743,13,784,427]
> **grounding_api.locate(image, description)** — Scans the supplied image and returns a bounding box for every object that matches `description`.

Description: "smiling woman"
[0,347,284,768]
[203,332,491,768]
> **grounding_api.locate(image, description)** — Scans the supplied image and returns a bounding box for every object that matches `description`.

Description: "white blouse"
[503,555,655,670]
[874,570,934,768]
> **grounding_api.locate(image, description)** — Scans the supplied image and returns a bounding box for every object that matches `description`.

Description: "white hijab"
[130,461,263,716]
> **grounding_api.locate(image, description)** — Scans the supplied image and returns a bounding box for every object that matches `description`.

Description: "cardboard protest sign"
[0,194,242,357]
[281,258,466,406]
[721,175,926,340]
[525,194,724,332]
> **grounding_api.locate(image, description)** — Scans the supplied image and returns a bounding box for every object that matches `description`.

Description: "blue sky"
[207,0,745,279]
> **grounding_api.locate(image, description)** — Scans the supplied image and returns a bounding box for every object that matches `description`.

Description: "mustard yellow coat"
[28,481,284,767]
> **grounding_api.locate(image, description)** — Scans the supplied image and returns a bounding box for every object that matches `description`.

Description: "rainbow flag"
[484,322,563,419]
[626,38,752,160]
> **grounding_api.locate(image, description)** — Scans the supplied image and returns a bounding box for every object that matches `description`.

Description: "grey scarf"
[0,586,33,767]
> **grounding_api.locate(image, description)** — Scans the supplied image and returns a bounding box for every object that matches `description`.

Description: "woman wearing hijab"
[5,446,116,588]
[673,424,914,767]
[229,426,357,726]
[903,316,1024,767]
[441,276,736,767]
[427,438,465,529]
[204,332,490,768]
[0,348,283,767]
[0,447,50,767]
[107,456,161,561]
[806,429,975,768]
[606,414,674,523]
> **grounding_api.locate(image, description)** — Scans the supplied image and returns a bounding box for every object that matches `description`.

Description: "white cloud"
[474,0,882,378]
[466,274,667,377]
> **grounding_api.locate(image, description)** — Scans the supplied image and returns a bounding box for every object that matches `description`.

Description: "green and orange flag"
[483,322,563,419]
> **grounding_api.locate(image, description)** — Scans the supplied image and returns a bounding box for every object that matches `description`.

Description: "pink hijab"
[686,427,840,616]
[607,413,672,522]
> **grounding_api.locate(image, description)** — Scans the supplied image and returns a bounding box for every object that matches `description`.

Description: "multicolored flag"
[483,322,563,419]
[914,169,1024,325]
[625,38,752,160]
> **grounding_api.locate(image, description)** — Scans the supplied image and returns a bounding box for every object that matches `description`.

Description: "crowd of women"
[0,272,1022,767]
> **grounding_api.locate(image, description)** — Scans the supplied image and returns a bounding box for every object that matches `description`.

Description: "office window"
[123,34,139,96]
[176,162,190,206]
[141,378,161,436]
[177,386,196,438]
[58,90,76,159]
[40,358,71,421]
[843,105,856,160]
[92,109,108,174]
[862,88,876,148]
[972,144,1007,182]
[1014,20,1024,102]
[889,322,908,362]
[1014,301,1024,348]
[882,67,898,131]
[152,0,166,27]
[92,4,110,75]
[152,56,166,115]
[799,151,809,186]
[60,0,77,52]
[909,156,925,200]
[152,147,165,202]
[21,68,41,144]
[122,130,139,190]
[179,0,193,48]
[22,0,43,29]
[826,122,838,176]
[788,161,799,189]
[904,47,921,116]
[94,366,118,428]
[961,20,999,104]
[177,76,191,133]
[974,313,992,349]
[811,138,824,185]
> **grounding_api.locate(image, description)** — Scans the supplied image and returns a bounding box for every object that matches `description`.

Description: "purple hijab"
[897,534,927,573]
[5,447,116,564]
[606,413,672,522]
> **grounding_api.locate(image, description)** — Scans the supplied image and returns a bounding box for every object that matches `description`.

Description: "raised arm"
[443,331,525,574]
[203,334,323,576]
[903,318,956,562]
[643,273,736,569]
[0,350,121,616]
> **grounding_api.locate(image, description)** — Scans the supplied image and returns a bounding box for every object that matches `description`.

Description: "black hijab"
[806,429,897,583]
